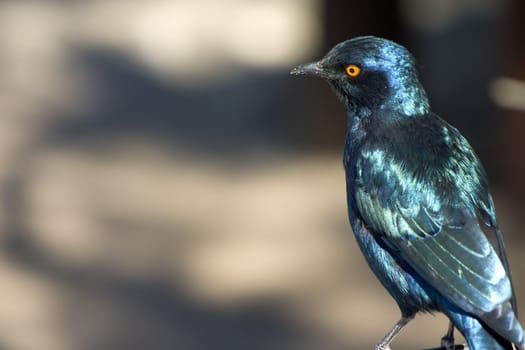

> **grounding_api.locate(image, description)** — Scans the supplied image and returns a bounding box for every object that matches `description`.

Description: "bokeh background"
[1,1,524,349]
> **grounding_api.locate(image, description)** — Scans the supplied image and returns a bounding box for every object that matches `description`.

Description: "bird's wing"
[477,195,518,313]
[354,147,512,317]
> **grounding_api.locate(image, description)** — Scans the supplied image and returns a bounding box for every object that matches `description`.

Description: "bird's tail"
[446,312,514,350]
[440,295,525,350]
[464,320,514,350]
[480,302,525,350]
[444,307,516,350]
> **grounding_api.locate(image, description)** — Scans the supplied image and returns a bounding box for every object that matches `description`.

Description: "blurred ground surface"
[0,1,524,350]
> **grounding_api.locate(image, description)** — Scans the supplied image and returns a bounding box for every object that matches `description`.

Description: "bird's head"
[291,36,429,117]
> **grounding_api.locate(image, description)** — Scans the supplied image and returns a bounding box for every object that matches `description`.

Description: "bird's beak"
[290,61,330,78]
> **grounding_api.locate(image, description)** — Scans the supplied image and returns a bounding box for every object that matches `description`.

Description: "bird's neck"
[390,83,430,116]
[345,82,430,134]
[345,95,427,150]
[386,69,430,116]
[345,105,371,149]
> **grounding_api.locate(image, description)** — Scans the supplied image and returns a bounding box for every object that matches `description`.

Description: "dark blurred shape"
[45,48,306,157]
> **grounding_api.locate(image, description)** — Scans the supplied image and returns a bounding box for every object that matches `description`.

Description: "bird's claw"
[441,335,455,350]
[374,342,391,350]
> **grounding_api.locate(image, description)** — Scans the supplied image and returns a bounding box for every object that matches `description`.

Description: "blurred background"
[0,1,524,349]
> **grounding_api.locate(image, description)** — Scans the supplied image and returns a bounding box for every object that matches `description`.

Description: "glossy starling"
[291,36,524,350]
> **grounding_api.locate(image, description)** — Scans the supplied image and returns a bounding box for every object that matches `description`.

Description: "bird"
[291,36,525,350]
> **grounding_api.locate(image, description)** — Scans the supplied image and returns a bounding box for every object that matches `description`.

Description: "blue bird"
[291,36,525,350]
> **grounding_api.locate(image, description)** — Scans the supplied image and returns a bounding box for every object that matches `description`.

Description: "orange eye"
[345,64,361,77]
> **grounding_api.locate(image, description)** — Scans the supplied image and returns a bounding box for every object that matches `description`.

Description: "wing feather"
[355,142,513,317]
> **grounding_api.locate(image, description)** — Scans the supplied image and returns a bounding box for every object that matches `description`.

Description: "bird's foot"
[440,334,455,350]
[374,342,391,350]
[374,316,414,350]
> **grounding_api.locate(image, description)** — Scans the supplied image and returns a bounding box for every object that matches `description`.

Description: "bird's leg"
[440,322,455,350]
[375,315,414,350]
